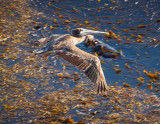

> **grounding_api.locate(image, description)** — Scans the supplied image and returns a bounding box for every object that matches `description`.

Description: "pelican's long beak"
[80,29,107,36]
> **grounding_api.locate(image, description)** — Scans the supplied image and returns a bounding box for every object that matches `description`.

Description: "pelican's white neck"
[73,36,86,45]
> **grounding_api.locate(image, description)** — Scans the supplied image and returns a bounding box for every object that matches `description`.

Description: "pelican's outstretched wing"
[34,34,70,54]
[56,46,108,95]
[38,34,61,46]
[38,34,70,46]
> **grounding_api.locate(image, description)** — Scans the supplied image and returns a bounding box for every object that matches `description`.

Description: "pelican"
[33,28,108,95]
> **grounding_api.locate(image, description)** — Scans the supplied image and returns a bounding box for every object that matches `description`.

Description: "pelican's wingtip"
[97,90,108,96]
[97,81,108,96]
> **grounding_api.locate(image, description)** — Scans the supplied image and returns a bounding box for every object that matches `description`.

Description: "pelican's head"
[72,28,107,37]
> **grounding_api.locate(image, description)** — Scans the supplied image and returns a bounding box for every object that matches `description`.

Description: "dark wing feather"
[38,34,70,46]
[56,46,108,95]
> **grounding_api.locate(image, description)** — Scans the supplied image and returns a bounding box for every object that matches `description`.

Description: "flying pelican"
[33,28,108,95]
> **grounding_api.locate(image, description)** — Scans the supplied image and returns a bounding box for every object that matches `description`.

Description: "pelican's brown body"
[34,28,108,95]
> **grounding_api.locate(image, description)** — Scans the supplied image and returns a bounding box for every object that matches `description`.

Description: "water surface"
[0,0,159,123]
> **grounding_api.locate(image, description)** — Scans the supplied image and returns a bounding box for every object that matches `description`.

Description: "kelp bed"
[0,0,160,123]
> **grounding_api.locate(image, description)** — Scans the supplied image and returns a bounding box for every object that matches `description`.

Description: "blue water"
[0,0,159,123]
